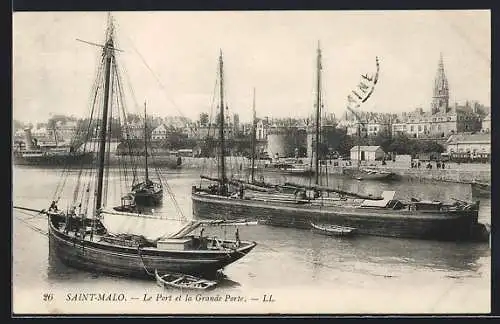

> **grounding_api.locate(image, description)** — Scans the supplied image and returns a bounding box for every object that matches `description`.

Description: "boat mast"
[250,87,256,183]
[53,125,58,146]
[218,50,226,194]
[314,42,322,185]
[95,21,115,211]
[144,101,149,182]
[358,123,361,169]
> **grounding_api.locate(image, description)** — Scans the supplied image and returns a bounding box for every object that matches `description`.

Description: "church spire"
[431,52,449,114]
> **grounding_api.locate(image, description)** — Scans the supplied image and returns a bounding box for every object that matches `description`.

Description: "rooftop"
[350,145,384,152]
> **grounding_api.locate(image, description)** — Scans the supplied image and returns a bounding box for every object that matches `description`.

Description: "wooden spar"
[314,42,321,185]
[284,181,383,200]
[218,51,226,193]
[200,175,273,192]
[250,87,256,184]
[144,101,149,182]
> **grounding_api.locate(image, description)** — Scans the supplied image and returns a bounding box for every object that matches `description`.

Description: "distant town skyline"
[13,10,490,124]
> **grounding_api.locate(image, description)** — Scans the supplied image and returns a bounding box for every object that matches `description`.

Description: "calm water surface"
[12,166,491,314]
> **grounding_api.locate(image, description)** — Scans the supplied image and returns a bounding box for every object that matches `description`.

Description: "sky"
[13,10,490,124]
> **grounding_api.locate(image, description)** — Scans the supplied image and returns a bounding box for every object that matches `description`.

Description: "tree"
[336,134,355,157]
[388,134,412,155]
[199,113,209,126]
[419,141,445,153]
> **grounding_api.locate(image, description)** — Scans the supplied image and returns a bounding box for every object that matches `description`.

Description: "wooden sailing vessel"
[14,16,256,279]
[130,102,163,206]
[191,43,489,242]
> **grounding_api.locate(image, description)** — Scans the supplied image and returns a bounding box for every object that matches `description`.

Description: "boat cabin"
[409,200,443,211]
[156,235,229,251]
[157,238,194,251]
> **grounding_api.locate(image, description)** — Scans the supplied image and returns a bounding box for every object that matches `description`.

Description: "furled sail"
[100,209,192,241]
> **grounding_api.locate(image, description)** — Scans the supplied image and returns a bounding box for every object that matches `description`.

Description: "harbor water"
[12,166,491,314]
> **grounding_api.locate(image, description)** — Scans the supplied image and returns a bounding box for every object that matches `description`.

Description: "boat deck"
[54,221,245,252]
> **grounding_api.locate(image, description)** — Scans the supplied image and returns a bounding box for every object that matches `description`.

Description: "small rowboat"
[155,270,218,290]
[310,222,357,237]
[470,181,491,198]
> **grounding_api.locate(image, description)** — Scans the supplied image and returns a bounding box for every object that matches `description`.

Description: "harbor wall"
[381,166,490,183]
[179,157,490,184]
[344,160,491,183]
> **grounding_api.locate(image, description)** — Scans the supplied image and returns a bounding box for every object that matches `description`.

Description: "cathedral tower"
[431,53,450,114]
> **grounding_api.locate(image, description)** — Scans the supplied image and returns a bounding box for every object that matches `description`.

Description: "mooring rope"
[13,209,48,236]
[137,246,155,277]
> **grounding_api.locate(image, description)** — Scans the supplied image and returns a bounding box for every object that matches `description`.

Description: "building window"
[418,125,422,132]
[410,125,414,132]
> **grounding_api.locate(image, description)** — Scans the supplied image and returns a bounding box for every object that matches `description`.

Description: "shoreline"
[13,155,490,184]
[179,157,491,184]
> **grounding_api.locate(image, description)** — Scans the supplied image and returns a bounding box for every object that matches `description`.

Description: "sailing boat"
[130,102,163,206]
[191,43,488,242]
[14,16,256,279]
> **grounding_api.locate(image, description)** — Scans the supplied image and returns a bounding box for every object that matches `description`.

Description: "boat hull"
[311,223,357,237]
[471,182,491,198]
[13,152,181,169]
[133,189,163,206]
[192,192,485,242]
[48,215,256,279]
[13,152,95,166]
[345,169,397,181]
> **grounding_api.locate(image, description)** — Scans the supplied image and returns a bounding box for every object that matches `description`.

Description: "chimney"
[23,128,36,150]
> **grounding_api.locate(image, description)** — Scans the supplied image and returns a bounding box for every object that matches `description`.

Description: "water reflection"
[14,166,490,295]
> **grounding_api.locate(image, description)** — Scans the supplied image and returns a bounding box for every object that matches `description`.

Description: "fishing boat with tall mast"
[14,15,256,279]
[129,101,163,206]
[191,43,489,242]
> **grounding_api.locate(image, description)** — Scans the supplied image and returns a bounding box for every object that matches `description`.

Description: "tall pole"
[144,101,149,182]
[314,42,322,185]
[358,123,361,169]
[251,87,256,183]
[218,50,226,194]
[95,30,114,211]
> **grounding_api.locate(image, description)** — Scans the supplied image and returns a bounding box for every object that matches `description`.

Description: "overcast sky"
[13,10,490,124]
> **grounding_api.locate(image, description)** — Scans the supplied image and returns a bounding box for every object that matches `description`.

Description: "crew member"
[235,228,240,247]
[49,200,58,212]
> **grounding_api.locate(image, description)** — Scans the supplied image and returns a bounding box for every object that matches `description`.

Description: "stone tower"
[431,53,450,114]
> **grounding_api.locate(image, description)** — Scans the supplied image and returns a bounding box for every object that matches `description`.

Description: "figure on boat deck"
[235,228,240,247]
[49,200,58,212]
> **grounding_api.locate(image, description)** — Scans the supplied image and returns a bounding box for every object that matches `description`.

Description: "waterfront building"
[338,54,484,139]
[54,120,77,143]
[151,124,168,140]
[350,145,385,161]
[481,113,491,133]
[256,118,269,140]
[122,121,144,139]
[445,133,491,157]
[366,116,391,136]
[387,54,482,138]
